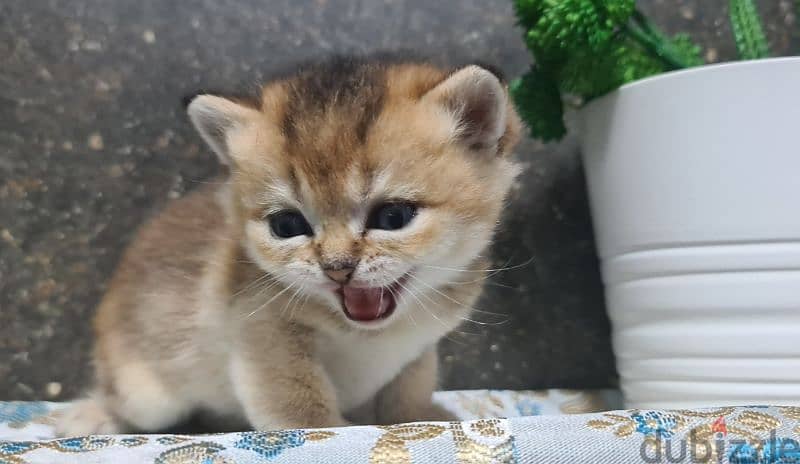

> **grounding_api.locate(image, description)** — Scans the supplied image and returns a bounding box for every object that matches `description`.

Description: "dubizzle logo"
[641,415,800,463]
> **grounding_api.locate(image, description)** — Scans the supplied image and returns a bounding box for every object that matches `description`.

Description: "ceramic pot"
[580,58,800,408]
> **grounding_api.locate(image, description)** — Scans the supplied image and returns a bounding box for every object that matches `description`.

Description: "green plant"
[729,0,770,59]
[511,0,776,141]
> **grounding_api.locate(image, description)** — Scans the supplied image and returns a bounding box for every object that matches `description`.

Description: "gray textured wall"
[1,0,796,400]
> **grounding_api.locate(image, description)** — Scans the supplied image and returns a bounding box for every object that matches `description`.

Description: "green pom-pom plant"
[511,0,782,141]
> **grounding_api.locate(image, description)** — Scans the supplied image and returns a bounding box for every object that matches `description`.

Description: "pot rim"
[588,56,800,101]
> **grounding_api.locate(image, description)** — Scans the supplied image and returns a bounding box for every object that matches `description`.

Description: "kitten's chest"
[315,326,440,413]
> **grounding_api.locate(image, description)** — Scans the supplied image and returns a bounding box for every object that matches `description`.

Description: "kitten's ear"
[186,94,260,165]
[423,65,510,152]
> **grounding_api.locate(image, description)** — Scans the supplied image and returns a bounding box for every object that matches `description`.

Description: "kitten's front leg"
[375,347,458,425]
[230,323,349,430]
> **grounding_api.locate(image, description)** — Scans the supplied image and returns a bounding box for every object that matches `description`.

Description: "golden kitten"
[56,55,521,436]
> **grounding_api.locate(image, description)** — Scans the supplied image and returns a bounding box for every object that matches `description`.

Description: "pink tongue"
[342,287,392,321]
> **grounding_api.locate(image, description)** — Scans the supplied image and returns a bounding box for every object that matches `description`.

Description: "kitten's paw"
[379,403,459,425]
[250,412,351,431]
[421,403,459,422]
[55,398,121,437]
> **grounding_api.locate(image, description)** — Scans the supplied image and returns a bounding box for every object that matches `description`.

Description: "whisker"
[407,273,508,326]
[482,281,518,290]
[285,286,303,321]
[249,272,295,299]
[395,280,444,327]
[433,274,518,288]
[394,280,430,321]
[373,269,473,343]
[186,178,229,186]
[404,279,486,336]
[243,280,298,319]
[384,282,417,328]
[280,278,307,319]
[232,271,284,298]
[395,279,479,341]
[290,292,312,323]
[419,255,535,274]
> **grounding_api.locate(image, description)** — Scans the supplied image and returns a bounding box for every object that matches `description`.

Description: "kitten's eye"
[268,211,312,238]
[367,203,417,231]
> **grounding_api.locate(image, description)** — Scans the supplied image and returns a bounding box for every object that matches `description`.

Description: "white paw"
[55,398,121,437]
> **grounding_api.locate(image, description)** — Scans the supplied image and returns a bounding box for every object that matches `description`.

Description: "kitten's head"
[187,57,521,330]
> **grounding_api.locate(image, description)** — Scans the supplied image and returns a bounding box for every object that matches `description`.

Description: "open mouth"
[336,276,407,323]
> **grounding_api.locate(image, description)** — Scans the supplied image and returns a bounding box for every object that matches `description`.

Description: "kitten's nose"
[322,261,357,284]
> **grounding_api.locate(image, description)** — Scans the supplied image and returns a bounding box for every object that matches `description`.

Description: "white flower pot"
[579,58,800,409]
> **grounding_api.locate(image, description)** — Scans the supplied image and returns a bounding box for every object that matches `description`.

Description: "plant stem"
[729,0,770,59]
[622,9,692,70]
[797,0,800,39]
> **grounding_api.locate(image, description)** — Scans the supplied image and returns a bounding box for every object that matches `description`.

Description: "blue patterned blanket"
[2,390,799,463]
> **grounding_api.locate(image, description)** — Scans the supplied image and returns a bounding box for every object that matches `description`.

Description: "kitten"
[56,55,522,436]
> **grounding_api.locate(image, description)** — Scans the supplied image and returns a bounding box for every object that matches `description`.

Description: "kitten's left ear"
[424,65,515,153]
[186,94,261,166]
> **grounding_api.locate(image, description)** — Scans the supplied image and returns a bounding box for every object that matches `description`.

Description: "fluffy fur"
[56,55,522,435]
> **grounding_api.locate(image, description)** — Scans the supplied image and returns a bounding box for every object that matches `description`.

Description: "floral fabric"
[1,390,798,463]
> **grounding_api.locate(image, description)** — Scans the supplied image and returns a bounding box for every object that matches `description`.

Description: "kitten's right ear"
[186,94,260,165]
[422,65,510,153]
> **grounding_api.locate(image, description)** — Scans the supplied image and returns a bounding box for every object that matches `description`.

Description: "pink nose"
[324,267,354,284]
[325,268,353,284]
